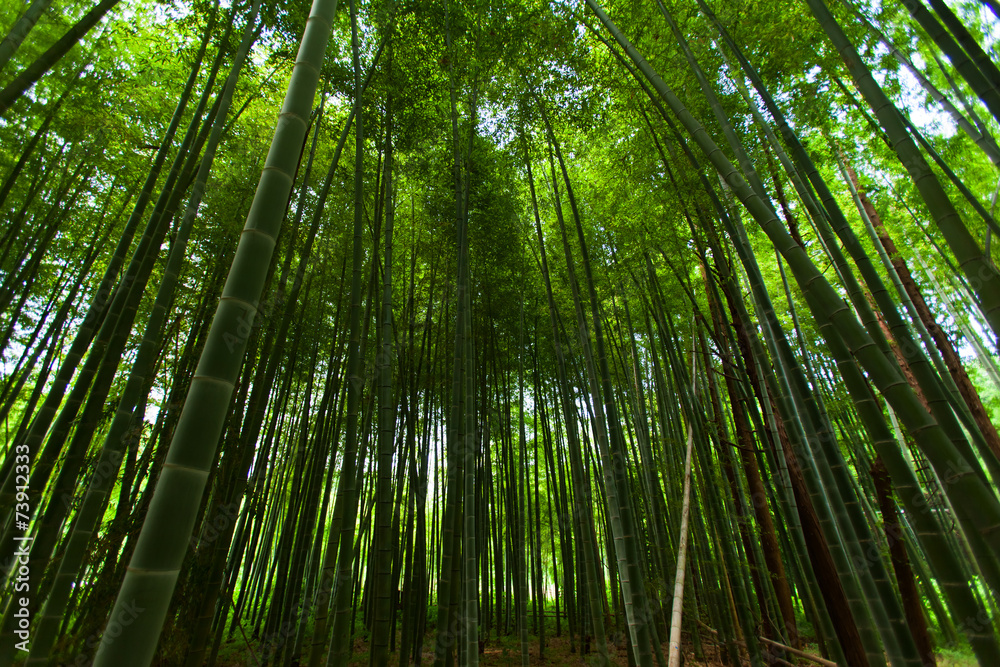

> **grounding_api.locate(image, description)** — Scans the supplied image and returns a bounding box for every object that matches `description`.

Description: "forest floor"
[210,631,742,666]
[321,633,737,666]
[465,633,732,666]
[209,631,980,666]
[213,633,767,666]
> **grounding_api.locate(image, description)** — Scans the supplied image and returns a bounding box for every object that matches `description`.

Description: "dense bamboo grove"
[1,0,1000,664]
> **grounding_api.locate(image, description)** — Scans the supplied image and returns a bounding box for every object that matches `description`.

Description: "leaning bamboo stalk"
[0,0,52,74]
[701,624,838,667]
[91,0,337,661]
[0,0,121,114]
[758,637,838,667]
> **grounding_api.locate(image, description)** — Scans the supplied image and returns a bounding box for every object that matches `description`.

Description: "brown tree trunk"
[699,303,779,665]
[768,388,870,667]
[870,455,937,666]
[846,163,1000,461]
[723,278,869,667]
[705,268,800,651]
[870,295,932,413]
[762,141,805,248]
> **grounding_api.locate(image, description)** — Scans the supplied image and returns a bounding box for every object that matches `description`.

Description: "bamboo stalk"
[667,347,697,667]
[700,623,838,667]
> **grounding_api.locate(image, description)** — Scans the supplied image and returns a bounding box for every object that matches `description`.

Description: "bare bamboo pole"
[667,342,697,667]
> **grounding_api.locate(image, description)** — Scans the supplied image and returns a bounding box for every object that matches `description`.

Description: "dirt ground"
[472,634,731,666]
[337,633,736,666]
[212,632,737,666]
[195,627,984,666]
